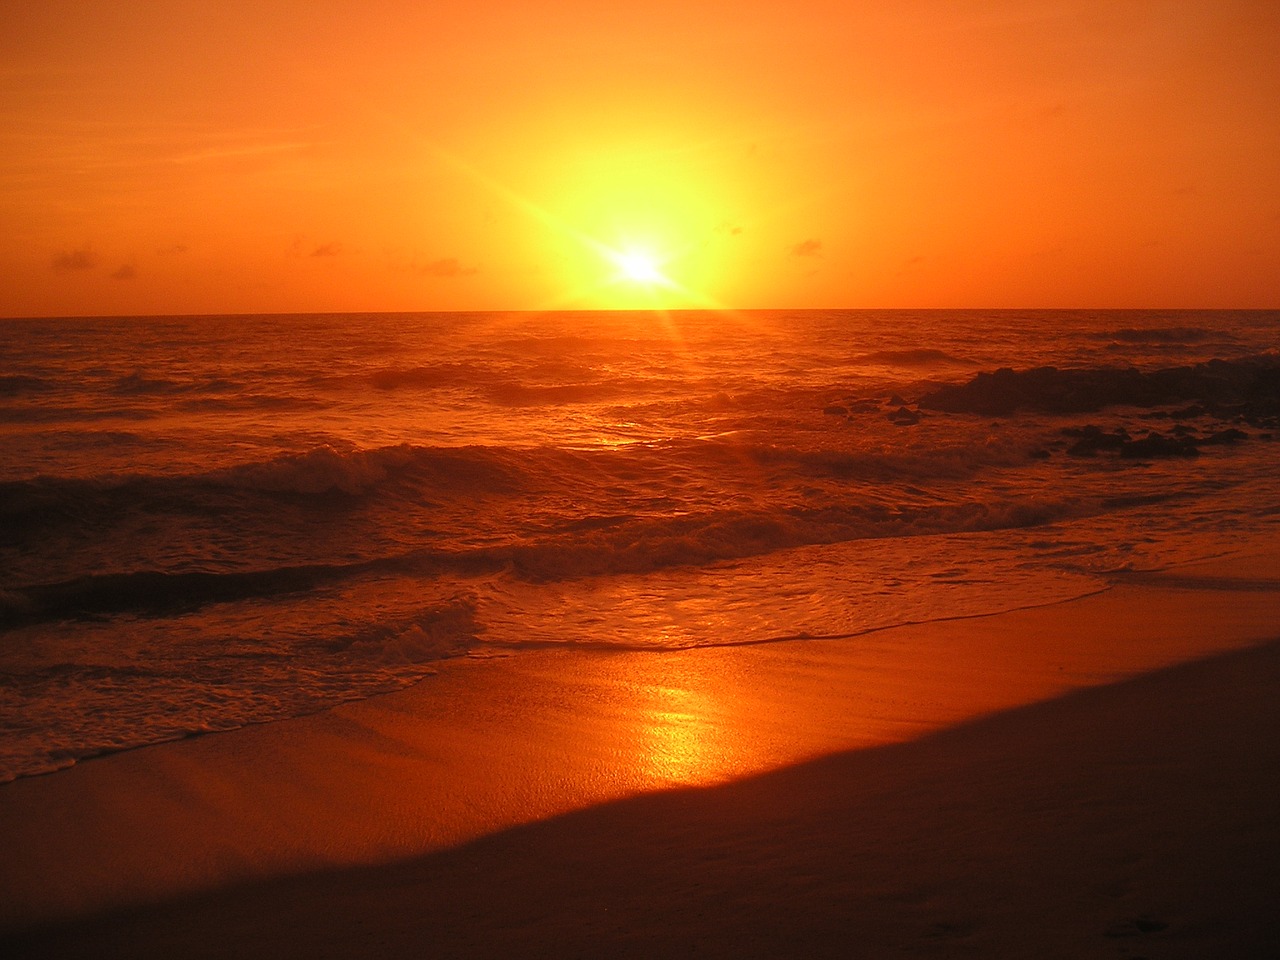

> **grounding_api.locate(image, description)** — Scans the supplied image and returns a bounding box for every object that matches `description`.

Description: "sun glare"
[612,249,670,286]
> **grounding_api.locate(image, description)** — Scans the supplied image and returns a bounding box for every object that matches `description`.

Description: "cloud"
[110,264,137,280]
[157,244,188,255]
[420,257,478,278]
[310,242,342,257]
[52,248,97,271]
[790,239,822,258]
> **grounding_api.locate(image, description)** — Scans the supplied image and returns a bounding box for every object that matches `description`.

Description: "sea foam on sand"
[3,548,1280,957]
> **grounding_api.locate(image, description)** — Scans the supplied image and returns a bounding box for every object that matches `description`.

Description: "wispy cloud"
[790,239,822,258]
[420,257,478,278]
[51,248,96,271]
[310,242,342,257]
[110,264,136,280]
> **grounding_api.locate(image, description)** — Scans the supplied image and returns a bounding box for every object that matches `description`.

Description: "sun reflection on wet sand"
[598,646,817,793]
[635,688,712,785]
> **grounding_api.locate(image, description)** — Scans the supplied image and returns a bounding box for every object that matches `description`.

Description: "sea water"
[2,309,1277,781]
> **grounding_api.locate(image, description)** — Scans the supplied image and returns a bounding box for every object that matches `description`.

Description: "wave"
[110,372,192,395]
[482,497,1088,582]
[856,348,974,366]
[3,428,1025,519]
[0,424,1136,590]
[0,374,52,396]
[0,490,1111,629]
[329,355,626,399]
[920,355,1280,418]
[216,443,441,495]
[0,562,374,630]
[0,443,518,527]
[340,595,479,665]
[1091,326,1222,344]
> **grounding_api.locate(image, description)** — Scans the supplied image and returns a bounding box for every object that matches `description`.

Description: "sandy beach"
[4,549,1280,957]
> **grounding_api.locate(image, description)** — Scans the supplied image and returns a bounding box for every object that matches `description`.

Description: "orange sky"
[3,0,1278,316]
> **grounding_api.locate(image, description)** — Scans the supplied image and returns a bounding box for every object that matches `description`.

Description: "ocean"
[2,309,1278,783]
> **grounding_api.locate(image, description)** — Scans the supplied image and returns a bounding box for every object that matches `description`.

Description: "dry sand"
[3,550,1279,957]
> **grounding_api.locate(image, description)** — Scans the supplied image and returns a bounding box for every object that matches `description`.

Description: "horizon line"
[4,305,1278,322]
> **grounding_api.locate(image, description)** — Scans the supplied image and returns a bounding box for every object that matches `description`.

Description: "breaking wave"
[1,490,1115,629]
[920,356,1280,418]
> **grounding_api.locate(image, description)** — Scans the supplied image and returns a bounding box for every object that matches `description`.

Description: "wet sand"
[3,551,1280,956]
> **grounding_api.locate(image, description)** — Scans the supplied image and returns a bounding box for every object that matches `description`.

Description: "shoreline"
[3,549,1280,952]
[9,634,1280,958]
[0,581,1116,790]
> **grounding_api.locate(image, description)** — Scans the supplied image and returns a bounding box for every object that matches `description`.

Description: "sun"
[610,248,671,286]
